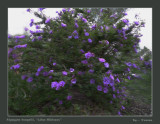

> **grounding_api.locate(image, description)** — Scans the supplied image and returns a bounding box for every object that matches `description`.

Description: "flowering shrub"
[8,8,149,115]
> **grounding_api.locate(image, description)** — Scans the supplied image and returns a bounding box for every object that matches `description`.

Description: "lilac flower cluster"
[51,81,66,90]
[61,23,67,27]
[45,18,51,23]
[14,44,27,49]
[39,8,46,12]
[85,52,95,59]
[10,64,20,70]
[122,19,129,25]
[15,35,25,39]
[29,19,34,27]
[82,18,87,23]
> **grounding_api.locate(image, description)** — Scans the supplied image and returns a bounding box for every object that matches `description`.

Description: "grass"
[122,72,152,115]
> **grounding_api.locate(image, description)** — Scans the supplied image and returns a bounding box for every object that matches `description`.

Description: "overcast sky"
[8,8,152,51]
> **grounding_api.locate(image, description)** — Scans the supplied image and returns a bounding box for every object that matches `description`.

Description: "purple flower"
[26,8,30,12]
[106,40,109,45]
[61,23,67,27]
[37,66,44,72]
[32,38,36,42]
[39,8,45,11]
[87,10,91,13]
[75,22,79,28]
[15,35,25,39]
[68,36,72,39]
[35,30,44,33]
[113,25,117,28]
[37,36,42,40]
[100,8,103,12]
[24,27,28,31]
[21,75,27,80]
[14,59,20,63]
[29,22,33,27]
[49,70,54,74]
[40,65,44,69]
[53,63,56,66]
[67,95,72,100]
[56,85,61,90]
[125,62,132,66]
[10,64,20,70]
[113,94,116,99]
[81,60,88,64]
[71,78,76,84]
[27,77,33,83]
[88,38,92,43]
[127,68,130,72]
[116,78,120,83]
[103,77,110,85]
[59,81,65,87]
[62,71,67,76]
[92,24,97,30]
[90,79,95,84]
[8,34,12,39]
[45,18,51,23]
[74,35,79,39]
[100,26,103,30]
[78,71,83,75]
[97,85,102,91]
[118,111,122,116]
[121,105,125,110]
[31,19,34,22]
[110,101,113,104]
[105,25,109,30]
[110,14,116,18]
[49,30,53,34]
[99,58,106,63]
[35,72,40,76]
[43,72,49,76]
[12,54,17,59]
[123,12,127,16]
[59,100,63,105]
[80,49,85,54]
[82,18,87,23]
[36,25,40,29]
[132,64,137,68]
[110,74,114,80]
[104,62,109,68]
[103,87,108,93]
[122,19,129,25]
[127,76,131,80]
[134,21,139,25]
[112,86,115,91]
[51,81,58,88]
[62,8,66,12]
[85,32,89,36]
[88,69,94,73]
[117,89,120,94]
[49,76,53,79]
[70,68,74,72]
[110,80,115,87]
[85,52,94,59]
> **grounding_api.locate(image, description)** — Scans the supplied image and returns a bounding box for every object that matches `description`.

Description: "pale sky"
[8,8,152,51]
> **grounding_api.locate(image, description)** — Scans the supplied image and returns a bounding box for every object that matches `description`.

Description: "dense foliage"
[8,8,151,115]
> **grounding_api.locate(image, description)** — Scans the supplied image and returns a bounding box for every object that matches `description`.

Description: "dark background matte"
[0,0,159,123]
